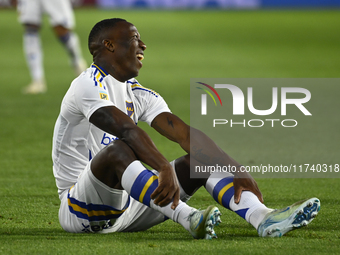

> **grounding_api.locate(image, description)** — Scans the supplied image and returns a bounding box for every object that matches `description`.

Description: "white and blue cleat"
[257,197,320,237]
[188,205,222,239]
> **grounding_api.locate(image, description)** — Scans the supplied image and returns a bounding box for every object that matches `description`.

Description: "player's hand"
[233,171,263,204]
[150,167,180,209]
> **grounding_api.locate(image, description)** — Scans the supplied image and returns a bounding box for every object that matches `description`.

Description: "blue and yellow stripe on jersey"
[91,63,108,90]
[128,80,159,97]
[67,186,130,222]
[130,170,158,206]
[212,177,234,210]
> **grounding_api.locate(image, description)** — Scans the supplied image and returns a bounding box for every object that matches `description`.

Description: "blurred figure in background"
[13,0,87,94]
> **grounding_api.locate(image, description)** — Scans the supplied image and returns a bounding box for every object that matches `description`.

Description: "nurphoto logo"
[196,82,312,128]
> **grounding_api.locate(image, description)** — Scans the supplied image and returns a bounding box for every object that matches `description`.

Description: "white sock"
[121,160,196,231]
[205,172,272,229]
[23,31,44,82]
[230,191,273,229]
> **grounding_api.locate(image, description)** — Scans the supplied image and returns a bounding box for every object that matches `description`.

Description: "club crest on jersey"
[99,91,108,100]
[126,101,134,118]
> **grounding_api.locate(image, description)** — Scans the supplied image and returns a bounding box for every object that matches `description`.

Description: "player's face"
[109,21,146,82]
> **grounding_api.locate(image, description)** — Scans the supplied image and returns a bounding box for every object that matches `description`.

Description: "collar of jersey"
[91,63,109,77]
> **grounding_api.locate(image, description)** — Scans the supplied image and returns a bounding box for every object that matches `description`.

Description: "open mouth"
[136,53,144,61]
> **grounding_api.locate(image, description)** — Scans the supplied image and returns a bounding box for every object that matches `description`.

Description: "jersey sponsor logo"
[126,101,134,118]
[101,133,119,146]
[100,92,108,100]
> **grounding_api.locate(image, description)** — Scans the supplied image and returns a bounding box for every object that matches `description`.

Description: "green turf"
[0,8,339,255]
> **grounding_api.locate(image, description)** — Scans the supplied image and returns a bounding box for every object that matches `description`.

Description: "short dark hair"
[88,18,127,54]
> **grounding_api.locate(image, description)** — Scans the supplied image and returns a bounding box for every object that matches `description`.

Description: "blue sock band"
[212,176,234,210]
[59,32,70,44]
[211,176,249,220]
[130,170,158,207]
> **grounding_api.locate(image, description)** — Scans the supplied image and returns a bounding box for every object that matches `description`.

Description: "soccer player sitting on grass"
[52,18,320,238]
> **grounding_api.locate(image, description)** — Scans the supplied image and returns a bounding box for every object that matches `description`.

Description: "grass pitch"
[0,8,339,255]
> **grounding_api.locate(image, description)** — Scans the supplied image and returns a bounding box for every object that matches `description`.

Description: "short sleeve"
[131,82,171,126]
[73,75,114,120]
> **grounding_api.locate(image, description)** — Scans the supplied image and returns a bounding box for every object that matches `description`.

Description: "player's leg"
[58,161,131,233]
[175,155,321,237]
[17,0,46,93]
[174,154,207,196]
[43,0,87,75]
[52,25,87,75]
[21,24,47,94]
[90,139,220,239]
[104,160,212,234]
[205,166,320,237]
[205,169,273,230]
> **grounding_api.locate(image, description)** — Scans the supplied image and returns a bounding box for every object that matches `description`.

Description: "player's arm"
[89,106,180,209]
[151,112,263,204]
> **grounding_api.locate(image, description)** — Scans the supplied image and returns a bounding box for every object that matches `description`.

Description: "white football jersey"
[52,64,171,196]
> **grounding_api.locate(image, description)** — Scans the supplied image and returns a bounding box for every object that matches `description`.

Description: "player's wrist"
[157,162,174,173]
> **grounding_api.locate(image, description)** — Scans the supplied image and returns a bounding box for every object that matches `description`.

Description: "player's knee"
[24,24,40,33]
[105,140,136,167]
[53,25,70,38]
[91,140,137,188]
